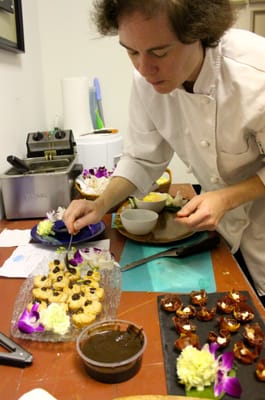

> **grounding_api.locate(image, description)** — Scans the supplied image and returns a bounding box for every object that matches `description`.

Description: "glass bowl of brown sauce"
[76,319,147,383]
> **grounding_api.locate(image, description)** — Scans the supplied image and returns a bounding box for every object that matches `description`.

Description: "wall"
[36,0,131,134]
[233,2,265,29]
[0,0,45,217]
[0,1,46,166]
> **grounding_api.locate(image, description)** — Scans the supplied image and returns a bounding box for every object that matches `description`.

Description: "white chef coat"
[114,29,265,295]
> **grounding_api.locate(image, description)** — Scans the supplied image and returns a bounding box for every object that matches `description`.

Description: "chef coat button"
[184,128,190,136]
[202,97,210,104]
[200,140,209,148]
[210,176,219,184]
[186,165,193,173]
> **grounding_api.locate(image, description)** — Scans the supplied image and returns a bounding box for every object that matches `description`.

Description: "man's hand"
[176,175,265,231]
[175,191,228,231]
[63,199,105,235]
[63,176,137,235]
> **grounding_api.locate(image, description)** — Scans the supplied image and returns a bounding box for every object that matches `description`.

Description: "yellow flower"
[37,219,54,237]
[176,344,219,391]
[40,303,70,335]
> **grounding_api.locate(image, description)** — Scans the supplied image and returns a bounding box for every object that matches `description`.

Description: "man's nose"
[136,54,158,76]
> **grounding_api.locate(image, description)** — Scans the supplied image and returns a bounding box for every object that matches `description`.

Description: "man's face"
[119,11,204,94]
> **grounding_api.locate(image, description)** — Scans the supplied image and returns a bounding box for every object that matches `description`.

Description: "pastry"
[64,269,81,282]
[48,259,64,272]
[190,289,208,306]
[82,286,104,301]
[72,311,96,329]
[52,274,69,290]
[160,294,182,312]
[49,290,68,305]
[63,282,82,296]
[80,279,99,289]
[83,299,102,315]
[33,275,51,289]
[68,293,84,311]
[32,287,52,301]
[86,269,101,282]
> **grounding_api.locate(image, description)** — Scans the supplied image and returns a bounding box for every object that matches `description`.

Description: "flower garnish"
[176,343,242,399]
[214,349,242,398]
[56,247,84,268]
[68,249,83,266]
[80,247,115,269]
[39,303,70,335]
[37,206,66,237]
[82,166,113,179]
[18,303,45,334]
[37,219,55,237]
[177,344,219,392]
[79,166,113,196]
[46,206,65,222]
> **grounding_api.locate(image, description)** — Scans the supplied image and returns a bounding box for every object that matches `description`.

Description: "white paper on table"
[0,229,31,247]
[0,239,110,278]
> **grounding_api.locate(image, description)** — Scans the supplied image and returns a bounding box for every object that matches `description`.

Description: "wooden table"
[0,184,264,400]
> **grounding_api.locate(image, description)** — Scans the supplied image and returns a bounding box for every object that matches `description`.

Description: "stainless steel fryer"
[1,129,83,219]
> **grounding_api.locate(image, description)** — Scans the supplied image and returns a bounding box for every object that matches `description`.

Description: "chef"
[64,0,265,306]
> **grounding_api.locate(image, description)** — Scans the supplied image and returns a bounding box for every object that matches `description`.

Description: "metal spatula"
[64,234,73,269]
[120,232,220,272]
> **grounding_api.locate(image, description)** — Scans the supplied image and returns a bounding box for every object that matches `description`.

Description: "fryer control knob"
[55,130,66,139]
[32,131,44,141]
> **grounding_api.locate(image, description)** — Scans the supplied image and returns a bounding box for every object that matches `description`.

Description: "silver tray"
[10,252,122,342]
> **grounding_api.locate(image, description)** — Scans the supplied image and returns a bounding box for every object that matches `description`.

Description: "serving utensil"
[0,332,33,367]
[120,232,220,272]
[64,234,73,269]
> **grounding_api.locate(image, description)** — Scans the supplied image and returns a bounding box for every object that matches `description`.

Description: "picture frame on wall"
[252,10,265,37]
[0,0,24,52]
[0,0,14,13]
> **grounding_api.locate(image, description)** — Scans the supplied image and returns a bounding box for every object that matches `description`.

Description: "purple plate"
[31,220,105,246]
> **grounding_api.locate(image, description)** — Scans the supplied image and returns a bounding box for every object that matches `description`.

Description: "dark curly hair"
[92,0,236,47]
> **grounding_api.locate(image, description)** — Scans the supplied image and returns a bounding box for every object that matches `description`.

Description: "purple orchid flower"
[82,168,89,178]
[214,351,242,398]
[88,167,96,176]
[69,249,83,266]
[82,166,113,179]
[18,303,44,334]
[209,342,242,398]
[95,166,109,178]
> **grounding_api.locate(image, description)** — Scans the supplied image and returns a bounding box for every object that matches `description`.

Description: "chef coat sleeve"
[255,129,265,185]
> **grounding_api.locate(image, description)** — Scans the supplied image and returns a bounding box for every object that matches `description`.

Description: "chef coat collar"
[169,42,221,98]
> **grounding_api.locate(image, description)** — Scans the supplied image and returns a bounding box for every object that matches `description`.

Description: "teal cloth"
[119,232,216,293]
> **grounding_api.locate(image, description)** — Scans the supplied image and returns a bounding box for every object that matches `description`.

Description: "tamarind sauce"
[82,327,143,363]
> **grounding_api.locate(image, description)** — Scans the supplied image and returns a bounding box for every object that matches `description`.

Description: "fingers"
[63,199,95,234]
[176,196,199,217]
[175,211,210,231]
[175,195,220,231]
[72,214,93,233]
[175,215,216,231]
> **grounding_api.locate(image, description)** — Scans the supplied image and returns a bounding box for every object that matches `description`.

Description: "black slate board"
[157,291,265,400]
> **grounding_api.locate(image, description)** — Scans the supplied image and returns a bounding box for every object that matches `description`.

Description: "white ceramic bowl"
[76,319,147,383]
[134,192,167,213]
[120,208,159,235]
